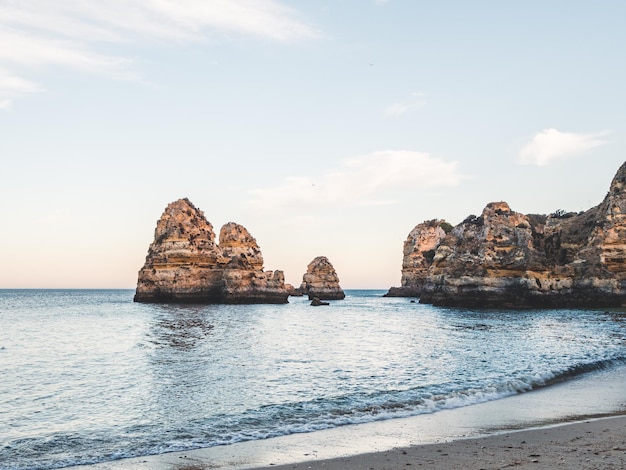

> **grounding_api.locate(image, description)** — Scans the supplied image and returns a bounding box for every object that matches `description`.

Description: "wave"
[540,356,626,387]
[120,357,626,455]
[6,359,625,470]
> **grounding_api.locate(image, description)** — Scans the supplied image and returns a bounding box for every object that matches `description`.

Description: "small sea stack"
[299,256,345,300]
[134,198,289,304]
[310,297,329,306]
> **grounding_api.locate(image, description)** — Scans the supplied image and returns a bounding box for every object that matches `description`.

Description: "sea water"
[1,289,625,470]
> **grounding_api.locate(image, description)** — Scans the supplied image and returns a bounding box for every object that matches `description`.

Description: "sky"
[1,0,625,289]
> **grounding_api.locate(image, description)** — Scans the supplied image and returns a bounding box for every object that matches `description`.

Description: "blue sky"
[1,1,624,289]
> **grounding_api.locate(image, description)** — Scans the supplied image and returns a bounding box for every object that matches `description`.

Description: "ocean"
[1,289,625,470]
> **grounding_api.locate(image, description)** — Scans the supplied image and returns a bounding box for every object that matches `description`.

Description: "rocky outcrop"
[310,297,329,306]
[299,256,345,300]
[134,198,288,304]
[285,283,303,296]
[390,161,626,308]
[384,220,451,297]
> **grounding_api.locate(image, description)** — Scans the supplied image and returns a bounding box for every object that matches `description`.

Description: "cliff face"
[299,256,345,300]
[384,220,449,297]
[134,199,288,304]
[393,162,626,308]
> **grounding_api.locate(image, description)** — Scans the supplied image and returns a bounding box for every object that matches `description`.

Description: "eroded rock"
[385,219,451,297]
[299,256,345,300]
[391,162,626,308]
[134,198,288,304]
[310,297,329,306]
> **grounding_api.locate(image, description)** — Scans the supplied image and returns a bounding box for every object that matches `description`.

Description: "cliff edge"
[388,162,626,308]
[384,219,451,297]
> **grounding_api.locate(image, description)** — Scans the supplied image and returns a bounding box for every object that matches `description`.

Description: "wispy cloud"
[251,150,466,211]
[0,1,317,108]
[384,92,426,118]
[0,68,43,107]
[518,128,610,166]
[0,30,136,78]
[0,69,43,93]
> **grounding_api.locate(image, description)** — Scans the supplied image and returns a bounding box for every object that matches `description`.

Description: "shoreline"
[72,363,626,470]
[255,414,626,469]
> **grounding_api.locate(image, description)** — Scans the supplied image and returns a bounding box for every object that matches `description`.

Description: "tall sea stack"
[134,198,289,304]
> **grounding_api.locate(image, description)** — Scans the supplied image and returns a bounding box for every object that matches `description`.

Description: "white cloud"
[0,69,42,93]
[0,30,135,79]
[0,1,317,106]
[384,92,426,118]
[251,151,466,211]
[0,68,43,109]
[0,1,317,44]
[518,128,610,166]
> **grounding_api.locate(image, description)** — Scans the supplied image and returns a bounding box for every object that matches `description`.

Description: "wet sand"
[74,365,626,470]
[256,415,626,469]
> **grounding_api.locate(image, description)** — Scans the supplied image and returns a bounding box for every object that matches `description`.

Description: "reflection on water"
[607,311,626,323]
[148,305,215,350]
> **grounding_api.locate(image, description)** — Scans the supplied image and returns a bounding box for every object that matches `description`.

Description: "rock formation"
[299,256,345,300]
[134,198,289,303]
[285,283,303,296]
[389,161,626,308]
[310,297,330,306]
[384,219,451,297]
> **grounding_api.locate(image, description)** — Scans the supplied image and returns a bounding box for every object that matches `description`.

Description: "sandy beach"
[75,415,626,470]
[72,364,626,470]
[255,415,626,470]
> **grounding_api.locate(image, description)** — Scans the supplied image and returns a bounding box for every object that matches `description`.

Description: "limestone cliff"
[299,256,345,300]
[392,161,626,308]
[384,219,451,297]
[134,198,288,304]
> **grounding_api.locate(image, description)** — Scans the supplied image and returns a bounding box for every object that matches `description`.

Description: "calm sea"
[1,289,625,470]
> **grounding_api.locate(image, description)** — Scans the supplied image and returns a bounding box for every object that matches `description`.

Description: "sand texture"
[255,415,626,470]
